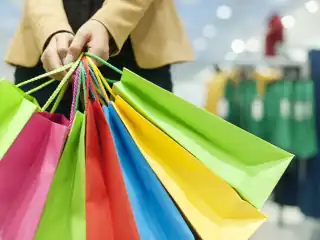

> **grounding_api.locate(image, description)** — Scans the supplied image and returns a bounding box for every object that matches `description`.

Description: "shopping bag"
[0,80,38,159]
[84,62,139,240]
[113,96,266,240]
[112,68,294,209]
[292,80,318,159]
[34,112,86,240]
[0,112,68,240]
[105,104,194,240]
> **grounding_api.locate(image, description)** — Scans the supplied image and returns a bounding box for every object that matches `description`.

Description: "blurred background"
[2,0,320,239]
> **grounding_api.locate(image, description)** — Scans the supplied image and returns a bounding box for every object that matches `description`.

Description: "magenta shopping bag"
[0,112,68,240]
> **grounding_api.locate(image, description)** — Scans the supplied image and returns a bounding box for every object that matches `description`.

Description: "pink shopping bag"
[0,112,68,240]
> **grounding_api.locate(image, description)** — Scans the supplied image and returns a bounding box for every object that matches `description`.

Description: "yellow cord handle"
[86,57,116,99]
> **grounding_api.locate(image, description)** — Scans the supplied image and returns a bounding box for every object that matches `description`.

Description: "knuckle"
[57,47,68,56]
[77,30,86,39]
[97,47,109,56]
[41,52,49,62]
[69,45,80,54]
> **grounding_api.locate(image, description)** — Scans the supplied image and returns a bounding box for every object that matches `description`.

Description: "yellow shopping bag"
[113,96,266,240]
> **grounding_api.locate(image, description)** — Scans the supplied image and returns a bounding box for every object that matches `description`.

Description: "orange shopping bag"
[83,60,139,240]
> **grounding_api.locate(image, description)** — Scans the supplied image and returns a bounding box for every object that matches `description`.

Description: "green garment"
[292,80,318,159]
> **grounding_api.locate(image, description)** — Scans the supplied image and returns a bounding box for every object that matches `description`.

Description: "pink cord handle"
[68,68,80,128]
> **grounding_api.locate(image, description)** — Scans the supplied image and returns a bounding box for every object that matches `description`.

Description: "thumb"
[64,30,91,64]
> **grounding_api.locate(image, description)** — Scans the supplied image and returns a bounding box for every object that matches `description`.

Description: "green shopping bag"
[0,63,75,160]
[265,81,293,151]
[0,80,38,159]
[292,80,317,159]
[112,68,294,209]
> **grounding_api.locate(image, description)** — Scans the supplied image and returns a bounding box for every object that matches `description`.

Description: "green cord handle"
[25,79,56,95]
[74,68,83,113]
[41,54,83,112]
[80,63,87,107]
[50,82,70,114]
[105,78,118,83]
[16,63,73,88]
[84,52,122,75]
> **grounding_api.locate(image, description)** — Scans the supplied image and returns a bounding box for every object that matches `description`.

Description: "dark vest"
[63,0,103,32]
[62,0,135,67]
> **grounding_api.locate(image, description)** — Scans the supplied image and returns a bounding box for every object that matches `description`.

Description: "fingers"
[87,21,110,66]
[65,28,91,64]
[87,37,109,66]
[56,33,73,62]
[41,38,65,80]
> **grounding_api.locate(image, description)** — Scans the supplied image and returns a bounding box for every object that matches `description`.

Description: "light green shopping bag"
[0,80,38,159]
[34,111,86,240]
[112,68,294,209]
[0,63,74,160]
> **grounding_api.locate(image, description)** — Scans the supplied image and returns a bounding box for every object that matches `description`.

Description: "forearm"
[92,0,154,54]
[24,0,73,52]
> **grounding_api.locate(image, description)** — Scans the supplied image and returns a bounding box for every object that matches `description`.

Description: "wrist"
[90,19,117,55]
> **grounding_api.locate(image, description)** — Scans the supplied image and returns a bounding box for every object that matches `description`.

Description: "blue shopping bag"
[104,103,194,240]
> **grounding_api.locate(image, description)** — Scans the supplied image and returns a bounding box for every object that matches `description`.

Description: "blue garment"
[104,104,194,240]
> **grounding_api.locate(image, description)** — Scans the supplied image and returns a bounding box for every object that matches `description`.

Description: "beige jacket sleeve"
[92,0,154,54]
[24,0,73,52]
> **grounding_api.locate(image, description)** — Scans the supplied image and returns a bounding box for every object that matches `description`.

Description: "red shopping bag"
[84,59,139,240]
[0,112,68,240]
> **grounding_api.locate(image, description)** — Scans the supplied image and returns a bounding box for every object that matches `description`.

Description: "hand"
[64,20,110,66]
[41,32,74,80]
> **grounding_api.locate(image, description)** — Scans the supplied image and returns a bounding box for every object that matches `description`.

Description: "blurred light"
[305,0,319,13]
[289,49,307,62]
[281,15,295,29]
[202,24,216,39]
[231,39,245,53]
[216,5,232,19]
[225,52,237,61]
[193,38,207,51]
[246,38,260,52]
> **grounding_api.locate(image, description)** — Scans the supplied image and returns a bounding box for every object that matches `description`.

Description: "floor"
[253,201,320,240]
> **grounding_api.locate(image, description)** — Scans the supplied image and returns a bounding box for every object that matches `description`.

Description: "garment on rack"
[265,13,284,57]
[273,159,299,207]
[292,80,318,159]
[205,72,240,124]
[264,80,293,152]
[238,80,266,139]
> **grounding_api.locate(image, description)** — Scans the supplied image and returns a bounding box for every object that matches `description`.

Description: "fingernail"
[63,54,73,65]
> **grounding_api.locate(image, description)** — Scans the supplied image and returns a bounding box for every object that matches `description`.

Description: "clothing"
[15,41,173,117]
[204,72,228,115]
[265,14,284,57]
[63,0,103,33]
[5,0,193,68]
